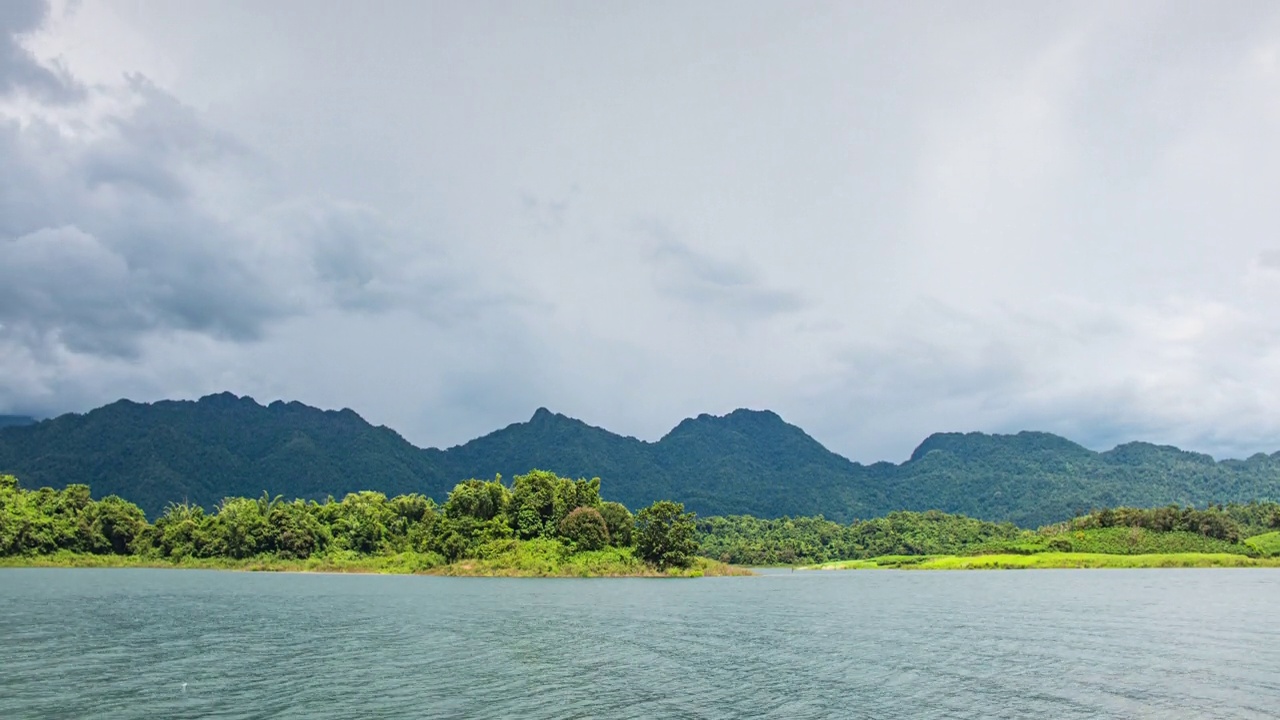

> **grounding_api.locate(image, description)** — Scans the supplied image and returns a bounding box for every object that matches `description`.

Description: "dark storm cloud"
[0,30,421,359]
[0,103,276,355]
[0,0,80,101]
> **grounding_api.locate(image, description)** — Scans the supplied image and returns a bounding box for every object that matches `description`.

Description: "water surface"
[2,568,1277,719]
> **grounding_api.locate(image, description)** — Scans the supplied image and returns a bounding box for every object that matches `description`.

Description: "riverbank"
[807,552,1280,570]
[0,550,752,577]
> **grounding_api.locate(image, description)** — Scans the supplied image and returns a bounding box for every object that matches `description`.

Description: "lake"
[1,568,1277,719]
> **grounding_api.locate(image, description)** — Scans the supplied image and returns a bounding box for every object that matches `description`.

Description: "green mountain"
[438,408,668,504]
[437,408,879,519]
[0,393,452,519]
[0,415,35,429]
[2,393,1280,526]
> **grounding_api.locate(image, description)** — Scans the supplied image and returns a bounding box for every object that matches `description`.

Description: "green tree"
[559,506,609,551]
[599,501,634,547]
[268,499,331,559]
[88,496,149,554]
[508,470,562,539]
[635,500,698,569]
[152,501,211,559]
[209,497,270,558]
[443,479,510,522]
[325,491,394,554]
[508,471,603,540]
[389,493,437,552]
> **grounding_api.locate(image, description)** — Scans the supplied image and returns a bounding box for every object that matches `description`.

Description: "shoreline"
[13,551,1280,574]
[805,552,1280,570]
[0,553,754,578]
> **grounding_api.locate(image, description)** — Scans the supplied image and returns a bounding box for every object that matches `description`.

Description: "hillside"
[0,393,452,518]
[2,393,1280,525]
[436,408,876,519]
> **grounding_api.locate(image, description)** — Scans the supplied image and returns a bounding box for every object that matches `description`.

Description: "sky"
[3,0,1280,462]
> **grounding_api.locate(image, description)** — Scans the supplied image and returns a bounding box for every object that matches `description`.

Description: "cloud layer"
[4,1,1280,461]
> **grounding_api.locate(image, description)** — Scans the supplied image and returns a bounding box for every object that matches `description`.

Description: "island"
[0,472,749,577]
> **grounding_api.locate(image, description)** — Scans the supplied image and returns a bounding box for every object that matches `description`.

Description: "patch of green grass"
[806,552,1280,570]
[1244,531,1280,558]
[968,538,1054,555]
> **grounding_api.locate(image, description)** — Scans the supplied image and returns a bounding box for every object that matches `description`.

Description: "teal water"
[1,568,1278,719]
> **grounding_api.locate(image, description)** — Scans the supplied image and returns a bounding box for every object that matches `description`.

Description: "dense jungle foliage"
[696,503,1280,565]
[7,468,1280,571]
[4,394,1280,527]
[0,472,701,571]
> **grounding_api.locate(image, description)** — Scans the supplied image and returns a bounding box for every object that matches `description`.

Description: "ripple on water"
[1,569,1279,719]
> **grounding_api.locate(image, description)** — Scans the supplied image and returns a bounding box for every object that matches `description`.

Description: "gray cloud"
[0,18,467,362]
[791,295,1280,461]
[6,1,1280,464]
[0,108,275,354]
[641,221,806,320]
[0,0,80,101]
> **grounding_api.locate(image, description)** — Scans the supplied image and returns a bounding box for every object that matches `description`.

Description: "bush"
[1046,536,1073,552]
[558,507,609,551]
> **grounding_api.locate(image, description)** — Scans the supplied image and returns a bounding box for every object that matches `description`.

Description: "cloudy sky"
[3,0,1280,461]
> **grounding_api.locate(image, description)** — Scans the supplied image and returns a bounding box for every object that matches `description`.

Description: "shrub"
[558,507,609,551]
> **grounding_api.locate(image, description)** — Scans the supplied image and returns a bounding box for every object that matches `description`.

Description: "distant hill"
[0,393,452,519]
[438,408,880,519]
[3,393,1280,525]
[0,415,35,429]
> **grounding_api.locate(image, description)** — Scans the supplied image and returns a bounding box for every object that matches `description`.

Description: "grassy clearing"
[808,552,1280,570]
[1244,531,1280,558]
[0,545,753,577]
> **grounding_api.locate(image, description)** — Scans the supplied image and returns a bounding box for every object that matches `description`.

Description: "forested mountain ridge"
[0,394,454,519]
[3,393,1280,526]
[442,407,876,519]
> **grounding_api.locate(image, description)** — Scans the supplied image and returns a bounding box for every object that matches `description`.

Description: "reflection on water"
[2,568,1278,719]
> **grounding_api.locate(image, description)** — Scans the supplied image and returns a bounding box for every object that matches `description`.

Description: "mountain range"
[2,392,1279,527]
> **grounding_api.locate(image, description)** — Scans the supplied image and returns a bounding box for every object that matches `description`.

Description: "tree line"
[0,471,700,570]
[8,468,1279,569]
[697,511,1027,566]
[1055,502,1280,543]
[697,502,1280,565]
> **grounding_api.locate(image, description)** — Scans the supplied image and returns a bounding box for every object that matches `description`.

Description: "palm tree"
[256,491,284,516]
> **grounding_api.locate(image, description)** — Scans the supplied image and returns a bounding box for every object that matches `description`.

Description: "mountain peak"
[662,408,815,449]
[909,430,1090,463]
[197,392,261,408]
[723,408,784,423]
[1103,441,1215,466]
[530,407,558,423]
